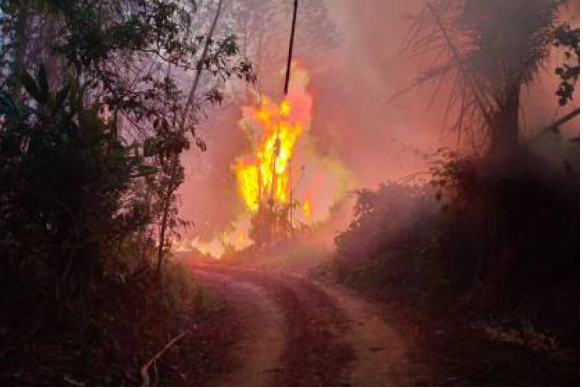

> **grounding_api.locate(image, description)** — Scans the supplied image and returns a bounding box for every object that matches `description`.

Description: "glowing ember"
[303,200,311,217]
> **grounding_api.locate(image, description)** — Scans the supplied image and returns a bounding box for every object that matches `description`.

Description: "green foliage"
[0,0,255,139]
[552,23,580,106]
[333,182,456,308]
[335,183,436,263]
[0,66,142,313]
[0,0,255,331]
[334,150,579,335]
[404,0,569,155]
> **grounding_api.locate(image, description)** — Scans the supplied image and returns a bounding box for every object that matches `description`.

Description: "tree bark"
[12,3,29,98]
[489,82,521,159]
[179,0,224,132]
[155,0,224,273]
[156,159,179,273]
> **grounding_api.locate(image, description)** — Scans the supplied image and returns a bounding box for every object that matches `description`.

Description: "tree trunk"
[12,3,29,98]
[156,0,224,273]
[156,160,178,273]
[179,0,223,132]
[489,82,521,160]
[156,199,169,273]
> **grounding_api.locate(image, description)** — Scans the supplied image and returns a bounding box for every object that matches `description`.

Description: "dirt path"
[192,268,286,386]
[189,263,411,386]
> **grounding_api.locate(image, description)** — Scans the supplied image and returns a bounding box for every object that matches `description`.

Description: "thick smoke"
[178,0,579,248]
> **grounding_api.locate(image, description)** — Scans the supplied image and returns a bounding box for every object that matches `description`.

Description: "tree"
[0,0,254,319]
[0,68,138,312]
[552,23,580,107]
[403,0,569,158]
[542,23,580,139]
[248,201,291,247]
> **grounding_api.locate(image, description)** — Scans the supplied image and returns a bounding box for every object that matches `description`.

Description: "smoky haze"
[178,0,579,245]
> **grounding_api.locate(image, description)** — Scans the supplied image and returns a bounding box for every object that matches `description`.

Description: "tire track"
[189,263,410,386]
[193,268,285,387]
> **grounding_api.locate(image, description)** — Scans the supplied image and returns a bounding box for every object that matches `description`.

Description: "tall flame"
[185,65,353,258]
[234,67,312,213]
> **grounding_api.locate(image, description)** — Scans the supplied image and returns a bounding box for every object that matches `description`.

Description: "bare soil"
[157,261,578,386]
[162,262,415,386]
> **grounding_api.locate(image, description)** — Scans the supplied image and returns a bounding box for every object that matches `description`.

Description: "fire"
[188,65,353,258]
[303,200,311,217]
[234,67,312,213]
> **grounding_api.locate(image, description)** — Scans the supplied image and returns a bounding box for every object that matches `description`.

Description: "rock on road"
[188,263,411,387]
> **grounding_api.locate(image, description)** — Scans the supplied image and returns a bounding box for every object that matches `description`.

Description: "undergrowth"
[0,261,206,385]
[333,149,579,350]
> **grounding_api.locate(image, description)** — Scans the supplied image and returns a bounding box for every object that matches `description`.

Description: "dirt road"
[187,263,411,387]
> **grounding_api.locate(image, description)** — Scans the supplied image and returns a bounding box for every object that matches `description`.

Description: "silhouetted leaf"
[37,65,49,103]
[20,70,43,103]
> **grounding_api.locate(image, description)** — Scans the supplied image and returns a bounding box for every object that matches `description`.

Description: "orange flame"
[303,200,311,217]
[187,65,353,258]
[234,67,312,213]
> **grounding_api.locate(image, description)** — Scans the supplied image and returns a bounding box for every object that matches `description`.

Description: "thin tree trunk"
[155,0,225,273]
[156,205,168,273]
[179,0,224,132]
[13,3,29,98]
[157,159,179,273]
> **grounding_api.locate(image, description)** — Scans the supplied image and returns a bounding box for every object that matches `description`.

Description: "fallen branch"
[63,375,84,386]
[140,329,190,387]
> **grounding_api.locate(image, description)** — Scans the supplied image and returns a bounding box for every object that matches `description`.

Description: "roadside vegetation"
[0,0,252,384]
[332,0,579,384]
[0,0,579,385]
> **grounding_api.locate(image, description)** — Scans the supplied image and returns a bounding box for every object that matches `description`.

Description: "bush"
[333,149,579,344]
[0,72,144,328]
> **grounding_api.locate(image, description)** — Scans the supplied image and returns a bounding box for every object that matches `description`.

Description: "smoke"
[177,0,579,251]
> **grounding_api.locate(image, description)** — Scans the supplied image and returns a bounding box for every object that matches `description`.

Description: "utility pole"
[284,0,299,95]
[285,0,298,232]
[267,0,298,233]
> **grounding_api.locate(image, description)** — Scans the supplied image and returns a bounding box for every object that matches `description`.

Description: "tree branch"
[179,0,224,132]
[140,329,190,387]
[531,107,580,141]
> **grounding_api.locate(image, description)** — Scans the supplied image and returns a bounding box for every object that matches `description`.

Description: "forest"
[0,0,580,386]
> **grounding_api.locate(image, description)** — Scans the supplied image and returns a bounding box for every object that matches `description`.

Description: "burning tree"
[187,63,352,257]
[234,66,313,245]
